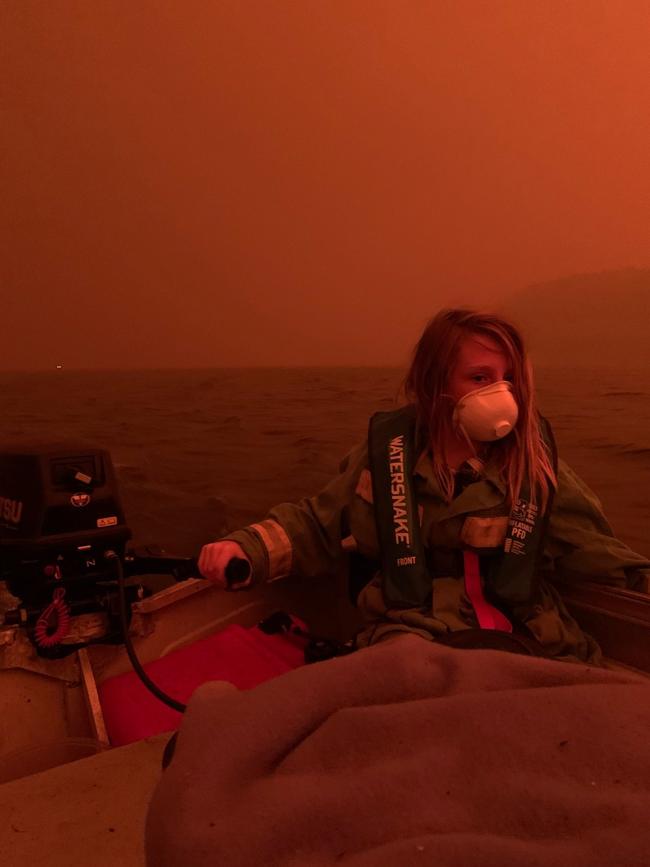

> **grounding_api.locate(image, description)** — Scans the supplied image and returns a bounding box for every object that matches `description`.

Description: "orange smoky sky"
[2,1,649,369]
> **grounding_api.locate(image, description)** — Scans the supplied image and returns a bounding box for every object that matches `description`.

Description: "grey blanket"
[145,635,650,866]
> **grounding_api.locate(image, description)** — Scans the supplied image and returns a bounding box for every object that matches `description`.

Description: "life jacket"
[367,404,558,614]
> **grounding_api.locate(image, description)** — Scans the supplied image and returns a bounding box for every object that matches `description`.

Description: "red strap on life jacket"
[463,550,513,632]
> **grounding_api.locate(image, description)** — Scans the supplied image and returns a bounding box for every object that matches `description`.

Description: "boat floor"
[0,571,361,779]
[0,732,168,867]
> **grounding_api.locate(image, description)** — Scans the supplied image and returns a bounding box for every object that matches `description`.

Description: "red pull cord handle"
[34,587,71,648]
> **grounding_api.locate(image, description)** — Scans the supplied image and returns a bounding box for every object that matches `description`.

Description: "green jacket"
[221,436,650,666]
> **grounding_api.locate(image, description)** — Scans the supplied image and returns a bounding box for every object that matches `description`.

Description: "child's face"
[446,334,513,406]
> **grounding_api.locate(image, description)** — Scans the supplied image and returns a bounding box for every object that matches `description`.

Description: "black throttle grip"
[224,556,252,589]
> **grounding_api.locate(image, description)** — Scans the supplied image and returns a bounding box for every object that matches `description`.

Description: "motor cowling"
[0,442,131,605]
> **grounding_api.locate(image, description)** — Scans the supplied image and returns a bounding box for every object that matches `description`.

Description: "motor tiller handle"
[224,556,252,589]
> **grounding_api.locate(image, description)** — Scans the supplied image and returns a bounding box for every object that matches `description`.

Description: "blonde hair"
[396,308,557,512]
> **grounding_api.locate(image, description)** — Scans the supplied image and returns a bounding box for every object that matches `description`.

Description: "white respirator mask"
[452,380,519,442]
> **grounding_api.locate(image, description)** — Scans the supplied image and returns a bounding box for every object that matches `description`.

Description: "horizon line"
[1,361,646,374]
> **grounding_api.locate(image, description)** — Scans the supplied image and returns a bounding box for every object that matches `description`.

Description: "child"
[198,309,650,665]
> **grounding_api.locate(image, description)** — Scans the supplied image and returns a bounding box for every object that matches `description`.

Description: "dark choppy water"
[1,366,648,558]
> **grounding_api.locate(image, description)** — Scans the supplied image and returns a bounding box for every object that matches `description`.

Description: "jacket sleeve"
[543,457,650,592]
[218,440,368,586]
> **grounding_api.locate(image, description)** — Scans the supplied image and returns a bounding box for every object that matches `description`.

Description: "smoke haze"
[3,2,649,369]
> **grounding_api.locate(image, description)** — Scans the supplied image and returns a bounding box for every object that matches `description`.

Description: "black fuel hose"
[106,551,253,715]
[107,549,188,713]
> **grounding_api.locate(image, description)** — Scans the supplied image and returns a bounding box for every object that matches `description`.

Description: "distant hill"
[497,268,650,368]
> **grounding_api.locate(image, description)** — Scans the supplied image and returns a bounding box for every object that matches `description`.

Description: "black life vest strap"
[492,416,558,604]
[368,406,430,607]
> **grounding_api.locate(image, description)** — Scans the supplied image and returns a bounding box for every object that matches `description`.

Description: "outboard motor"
[0,443,195,657]
[0,444,350,728]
